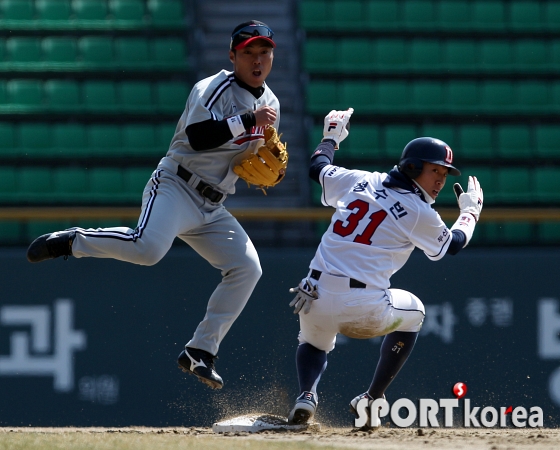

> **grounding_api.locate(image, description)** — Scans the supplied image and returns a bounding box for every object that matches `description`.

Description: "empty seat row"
[0,122,177,158]
[0,0,185,30]
[305,38,560,75]
[0,79,190,114]
[300,0,560,33]
[0,166,154,203]
[310,123,560,160]
[307,80,560,115]
[0,36,188,71]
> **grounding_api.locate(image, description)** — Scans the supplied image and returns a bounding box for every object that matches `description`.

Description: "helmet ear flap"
[398,158,423,179]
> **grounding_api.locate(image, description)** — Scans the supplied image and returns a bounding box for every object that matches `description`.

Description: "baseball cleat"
[27,229,76,263]
[288,391,318,425]
[349,392,386,430]
[177,347,223,390]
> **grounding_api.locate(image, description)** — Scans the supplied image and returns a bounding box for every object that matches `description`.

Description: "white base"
[212,414,319,433]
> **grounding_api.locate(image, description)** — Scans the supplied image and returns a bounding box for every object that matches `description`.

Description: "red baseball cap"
[230,20,275,50]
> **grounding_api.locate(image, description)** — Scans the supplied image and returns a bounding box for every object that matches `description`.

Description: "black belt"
[177,165,224,203]
[310,269,367,289]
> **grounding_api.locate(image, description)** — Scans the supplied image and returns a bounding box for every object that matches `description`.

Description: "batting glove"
[322,108,354,149]
[289,278,318,315]
[453,176,484,222]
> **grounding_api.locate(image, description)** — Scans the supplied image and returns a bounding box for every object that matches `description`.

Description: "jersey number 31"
[333,199,388,245]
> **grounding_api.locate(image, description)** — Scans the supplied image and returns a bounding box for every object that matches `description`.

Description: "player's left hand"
[289,278,318,314]
[453,176,483,221]
[322,108,354,149]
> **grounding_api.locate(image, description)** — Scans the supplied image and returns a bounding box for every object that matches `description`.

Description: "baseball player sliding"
[26,20,285,390]
[287,108,483,427]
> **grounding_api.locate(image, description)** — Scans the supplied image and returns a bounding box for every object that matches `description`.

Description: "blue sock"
[367,331,418,399]
[296,343,327,394]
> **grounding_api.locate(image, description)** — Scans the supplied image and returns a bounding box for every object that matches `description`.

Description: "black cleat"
[177,347,223,390]
[27,230,76,263]
[288,391,318,425]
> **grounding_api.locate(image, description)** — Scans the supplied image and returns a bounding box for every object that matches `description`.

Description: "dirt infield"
[0,426,559,449]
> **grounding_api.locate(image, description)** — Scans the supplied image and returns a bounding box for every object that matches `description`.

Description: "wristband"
[227,115,245,137]
[450,213,477,247]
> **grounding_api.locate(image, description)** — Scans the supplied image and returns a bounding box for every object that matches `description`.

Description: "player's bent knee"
[134,248,168,266]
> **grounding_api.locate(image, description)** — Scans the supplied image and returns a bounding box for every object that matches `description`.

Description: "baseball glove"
[233,126,288,194]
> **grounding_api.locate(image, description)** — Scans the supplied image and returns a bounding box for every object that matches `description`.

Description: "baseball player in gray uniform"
[26,20,280,390]
[287,108,483,426]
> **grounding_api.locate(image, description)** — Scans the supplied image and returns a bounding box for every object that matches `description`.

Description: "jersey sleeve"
[409,209,453,261]
[319,165,367,207]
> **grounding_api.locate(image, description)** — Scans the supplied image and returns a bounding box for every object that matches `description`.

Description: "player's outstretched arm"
[450,176,484,248]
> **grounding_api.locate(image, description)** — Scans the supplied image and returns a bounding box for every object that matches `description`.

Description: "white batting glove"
[289,278,318,314]
[322,108,354,149]
[453,176,484,222]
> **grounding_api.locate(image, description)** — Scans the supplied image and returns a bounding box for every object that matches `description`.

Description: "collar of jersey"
[233,75,265,99]
[382,166,429,204]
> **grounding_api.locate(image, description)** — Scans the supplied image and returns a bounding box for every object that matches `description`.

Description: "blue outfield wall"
[0,245,559,427]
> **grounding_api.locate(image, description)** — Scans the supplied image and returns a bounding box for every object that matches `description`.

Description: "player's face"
[229,42,274,88]
[415,162,449,200]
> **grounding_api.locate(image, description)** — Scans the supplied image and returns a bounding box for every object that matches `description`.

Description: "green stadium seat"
[496,167,532,203]
[53,167,89,201]
[442,41,478,73]
[42,37,77,66]
[456,124,493,160]
[536,125,560,157]
[549,40,560,72]
[123,167,152,197]
[52,123,88,157]
[36,0,71,22]
[0,167,18,201]
[365,0,399,30]
[89,168,124,202]
[411,81,445,113]
[0,123,17,157]
[345,125,381,159]
[480,80,515,114]
[446,81,480,114]
[2,0,34,21]
[471,0,506,31]
[7,79,43,111]
[0,222,22,243]
[78,36,114,68]
[306,81,339,114]
[402,0,437,30]
[44,80,81,112]
[544,1,560,31]
[0,80,6,105]
[375,39,408,72]
[19,123,52,157]
[339,81,376,113]
[122,124,157,156]
[88,124,122,155]
[151,38,187,69]
[154,81,189,114]
[409,39,441,72]
[513,39,549,73]
[338,39,374,73]
[115,37,150,68]
[376,81,410,113]
[83,81,118,112]
[72,0,108,22]
[6,37,41,64]
[157,123,175,150]
[118,81,153,113]
[479,40,513,73]
[299,0,329,30]
[437,0,471,31]
[535,168,560,203]
[147,0,184,28]
[517,81,551,114]
[304,39,336,73]
[485,222,534,244]
[420,124,455,147]
[496,125,532,160]
[109,0,145,26]
[19,167,54,201]
[332,0,365,30]
[539,222,560,242]
[509,1,543,32]
[383,125,418,158]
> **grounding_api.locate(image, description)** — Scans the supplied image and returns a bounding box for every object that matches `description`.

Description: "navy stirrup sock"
[296,343,327,394]
[368,331,419,399]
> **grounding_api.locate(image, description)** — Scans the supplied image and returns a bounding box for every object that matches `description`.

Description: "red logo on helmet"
[445,146,453,164]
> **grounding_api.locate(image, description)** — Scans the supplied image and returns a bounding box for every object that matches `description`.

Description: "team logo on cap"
[445,146,453,164]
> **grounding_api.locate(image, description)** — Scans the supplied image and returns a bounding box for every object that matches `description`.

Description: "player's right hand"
[322,108,354,149]
[289,278,318,315]
[453,176,483,222]
[254,106,277,127]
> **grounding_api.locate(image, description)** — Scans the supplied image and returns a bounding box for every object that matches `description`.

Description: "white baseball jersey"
[310,164,452,290]
[166,69,280,194]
